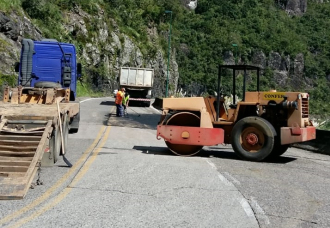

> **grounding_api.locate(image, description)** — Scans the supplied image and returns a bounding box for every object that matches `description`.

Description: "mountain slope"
[0,0,329,119]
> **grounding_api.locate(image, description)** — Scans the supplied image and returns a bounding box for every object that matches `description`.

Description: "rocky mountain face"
[0,8,179,98]
[223,50,310,90]
[0,0,324,98]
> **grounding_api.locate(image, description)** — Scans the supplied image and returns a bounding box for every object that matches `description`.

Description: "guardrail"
[293,130,330,155]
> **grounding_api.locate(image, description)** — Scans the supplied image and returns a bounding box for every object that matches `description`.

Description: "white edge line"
[205,159,217,169]
[204,159,257,221]
[240,198,255,218]
[205,159,234,187]
[223,172,241,185]
[79,98,93,103]
[218,174,234,187]
[251,197,270,224]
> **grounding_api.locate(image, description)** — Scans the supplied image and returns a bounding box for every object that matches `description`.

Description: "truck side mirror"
[14,62,20,72]
[77,63,82,77]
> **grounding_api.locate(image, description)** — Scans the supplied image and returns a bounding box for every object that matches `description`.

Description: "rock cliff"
[0,8,179,97]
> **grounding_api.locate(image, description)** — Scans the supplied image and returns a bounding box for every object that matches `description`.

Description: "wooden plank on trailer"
[0,161,30,166]
[0,166,28,172]
[0,135,41,141]
[0,151,35,157]
[10,88,19,104]
[0,172,36,200]
[0,180,26,200]
[0,131,44,136]
[0,140,40,146]
[0,119,7,131]
[0,101,79,119]
[0,172,26,178]
[23,121,51,179]
[2,127,46,132]
[0,145,37,152]
[0,121,51,199]
[0,156,33,161]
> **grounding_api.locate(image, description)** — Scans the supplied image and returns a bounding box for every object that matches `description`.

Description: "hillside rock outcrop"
[0,8,179,97]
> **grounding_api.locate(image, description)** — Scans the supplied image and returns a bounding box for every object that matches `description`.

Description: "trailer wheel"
[34,81,62,88]
[231,117,275,161]
[60,113,69,155]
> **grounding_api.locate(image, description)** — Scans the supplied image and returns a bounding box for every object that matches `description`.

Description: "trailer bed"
[0,101,79,199]
[0,102,79,120]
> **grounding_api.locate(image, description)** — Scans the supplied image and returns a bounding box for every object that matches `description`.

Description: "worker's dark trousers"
[116,104,124,117]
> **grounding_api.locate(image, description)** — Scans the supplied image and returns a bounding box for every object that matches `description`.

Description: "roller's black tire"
[267,136,290,159]
[231,117,276,162]
[34,81,62,88]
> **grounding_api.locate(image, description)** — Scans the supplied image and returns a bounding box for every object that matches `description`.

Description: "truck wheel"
[231,117,275,161]
[69,111,80,134]
[54,126,61,163]
[268,137,290,159]
[34,81,62,88]
[61,113,69,155]
[48,127,57,164]
[145,101,151,107]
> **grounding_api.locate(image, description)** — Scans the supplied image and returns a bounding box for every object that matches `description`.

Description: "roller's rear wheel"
[231,117,275,161]
[267,136,290,159]
[165,112,203,156]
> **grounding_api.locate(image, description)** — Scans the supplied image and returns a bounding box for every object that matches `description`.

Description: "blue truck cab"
[15,39,82,101]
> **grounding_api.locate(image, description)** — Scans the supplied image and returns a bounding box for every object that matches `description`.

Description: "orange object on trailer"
[156,65,316,161]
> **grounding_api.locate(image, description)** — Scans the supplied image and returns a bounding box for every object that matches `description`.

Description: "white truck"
[118,67,154,107]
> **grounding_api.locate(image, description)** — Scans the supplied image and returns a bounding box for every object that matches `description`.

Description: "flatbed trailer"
[0,87,79,199]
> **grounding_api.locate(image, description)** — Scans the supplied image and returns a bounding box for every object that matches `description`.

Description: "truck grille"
[302,98,309,118]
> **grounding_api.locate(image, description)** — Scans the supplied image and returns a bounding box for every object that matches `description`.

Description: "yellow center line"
[0,126,105,226]
[10,126,112,228]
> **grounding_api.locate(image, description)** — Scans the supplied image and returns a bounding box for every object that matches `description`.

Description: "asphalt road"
[0,97,329,228]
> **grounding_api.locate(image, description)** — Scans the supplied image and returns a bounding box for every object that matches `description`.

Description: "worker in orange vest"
[115,87,125,117]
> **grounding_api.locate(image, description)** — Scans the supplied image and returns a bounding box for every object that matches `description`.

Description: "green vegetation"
[0,0,21,12]
[4,0,330,122]
[0,73,17,87]
[76,82,102,97]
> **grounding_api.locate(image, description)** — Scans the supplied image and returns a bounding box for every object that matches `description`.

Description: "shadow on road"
[133,146,172,156]
[100,100,116,106]
[99,100,149,107]
[105,109,160,129]
[133,145,297,164]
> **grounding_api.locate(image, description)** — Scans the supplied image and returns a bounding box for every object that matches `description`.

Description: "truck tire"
[145,101,151,107]
[69,106,80,134]
[34,81,62,88]
[231,117,276,162]
[47,127,57,164]
[54,126,61,163]
[61,113,69,155]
